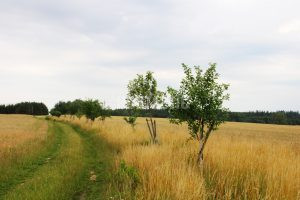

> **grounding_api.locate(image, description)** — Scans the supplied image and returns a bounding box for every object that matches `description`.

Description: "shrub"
[50,110,62,117]
[115,160,140,196]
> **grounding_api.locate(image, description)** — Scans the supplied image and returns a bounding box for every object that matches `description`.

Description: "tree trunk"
[146,118,157,144]
[197,139,205,165]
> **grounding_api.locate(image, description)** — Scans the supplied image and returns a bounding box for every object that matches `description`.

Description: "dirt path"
[1,121,115,200]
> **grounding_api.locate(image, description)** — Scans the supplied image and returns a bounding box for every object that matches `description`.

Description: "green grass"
[1,121,116,200]
[70,124,116,200]
[0,122,62,197]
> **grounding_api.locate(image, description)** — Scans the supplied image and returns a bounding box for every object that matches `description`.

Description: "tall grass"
[59,116,300,200]
[0,114,48,169]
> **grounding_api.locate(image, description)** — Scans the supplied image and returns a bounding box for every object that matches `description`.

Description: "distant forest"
[111,109,300,125]
[0,102,48,115]
[1,101,300,125]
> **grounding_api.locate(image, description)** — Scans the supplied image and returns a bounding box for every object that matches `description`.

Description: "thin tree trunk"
[146,119,153,139]
[153,120,157,140]
[197,139,205,165]
[146,118,157,143]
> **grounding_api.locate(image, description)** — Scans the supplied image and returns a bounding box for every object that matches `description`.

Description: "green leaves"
[51,99,111,121]
[125,71,164,143]
[126,71,164,111]
[166,63,230,141]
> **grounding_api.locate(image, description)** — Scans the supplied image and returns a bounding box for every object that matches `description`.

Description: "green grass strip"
[2,121,117,200]
[2,123,85,200]
[70,124,116,200]
[0,122,63,197]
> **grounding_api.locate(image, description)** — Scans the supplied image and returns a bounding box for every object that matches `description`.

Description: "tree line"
[228,111,300,125]
[110,109,300,125]
[50,99,110,121]
[0,102,48,115]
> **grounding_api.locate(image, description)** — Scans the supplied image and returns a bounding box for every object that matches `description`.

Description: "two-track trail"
[0,121,115,200]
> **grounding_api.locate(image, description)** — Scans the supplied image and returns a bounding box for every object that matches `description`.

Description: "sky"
[0,0,299,111]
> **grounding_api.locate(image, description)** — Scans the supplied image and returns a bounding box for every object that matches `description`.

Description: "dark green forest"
[1,100,300,125]
[51,100,300,125]
[0,102,48,115]
[110,109,300,125]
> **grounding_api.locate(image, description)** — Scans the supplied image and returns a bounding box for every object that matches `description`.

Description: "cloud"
[0,0,300,111]
[279,19,300,34]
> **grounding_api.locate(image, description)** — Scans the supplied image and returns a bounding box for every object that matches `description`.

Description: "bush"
[115,160,140,196]
[50,110,62,117]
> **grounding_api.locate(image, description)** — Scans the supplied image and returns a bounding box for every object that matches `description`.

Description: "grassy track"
[0,122,62,197]
[1,121,115,200]
[71,125,115,200]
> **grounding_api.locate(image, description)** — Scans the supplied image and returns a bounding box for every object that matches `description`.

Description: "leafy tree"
[123,116,137,128]
[126,71,164,143]
[166,63,229,165]
[50,109,62,117]
[123,102,139,128]
[69,99,84,115]
[52,101,70,115]
[50,99,110,121]
[81,99,110,121]
[81,99,102,121]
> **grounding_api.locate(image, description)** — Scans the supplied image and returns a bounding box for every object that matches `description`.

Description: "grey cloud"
[1,0,300,111]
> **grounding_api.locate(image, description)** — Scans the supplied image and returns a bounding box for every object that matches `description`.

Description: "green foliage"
[167,63,229,140]
[123,106,138,128]
[126,71,164,111]
[50,99,111,121]
[126,71,164,143]
[115,160,140,195]
[123,116,137,128]
[50,110,62,117]
[0,102,48,115]
[111,109,300,125]
[81,99,103,121]
[166,63,229,163]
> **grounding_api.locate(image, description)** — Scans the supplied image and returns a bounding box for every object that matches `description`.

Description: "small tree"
[124,115,137,128]
[123,106,138,128]
[98,102,111,121]
[50,109,62,117]
[126,71,164,143]
[81,99,110,121]
[166,63,229,165]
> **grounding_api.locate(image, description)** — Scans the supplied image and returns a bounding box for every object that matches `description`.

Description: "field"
[0,115,299,199]
[0,115,50,190]
[59,116,300,200]
[0,115,115,199]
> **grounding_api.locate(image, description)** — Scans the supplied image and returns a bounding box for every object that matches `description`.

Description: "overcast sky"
[0,0,299,111]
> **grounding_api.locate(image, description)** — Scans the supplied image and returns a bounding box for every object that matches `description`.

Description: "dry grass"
[0,114,48,167]
[59,116,300,200]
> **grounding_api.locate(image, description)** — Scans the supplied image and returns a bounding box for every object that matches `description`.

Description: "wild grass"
[0,115,116,199]
[0,114,50,177]
[0,114,48,161]
[58,116,300,200]
[3,123,85,199]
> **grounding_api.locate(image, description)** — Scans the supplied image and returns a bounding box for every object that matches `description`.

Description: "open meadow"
[0,115,114,199]
[59,116,300,200]
[0,114,299,199]
[0,114,51,191]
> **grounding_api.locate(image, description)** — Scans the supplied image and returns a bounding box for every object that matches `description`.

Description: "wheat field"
[58,116,300,200]
[0,114,48,166]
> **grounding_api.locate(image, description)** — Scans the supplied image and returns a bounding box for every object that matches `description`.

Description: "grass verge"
[0,121,62,197]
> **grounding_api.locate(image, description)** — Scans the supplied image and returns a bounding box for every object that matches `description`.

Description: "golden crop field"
[0,114,48,166]
[59,116,300,200]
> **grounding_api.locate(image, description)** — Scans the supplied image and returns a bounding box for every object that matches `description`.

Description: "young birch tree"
[166,63,229,165]
[126,71,164,143]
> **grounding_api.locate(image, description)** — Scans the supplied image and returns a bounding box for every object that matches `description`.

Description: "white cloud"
[279,19,300,34]
[0,0,300,111]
